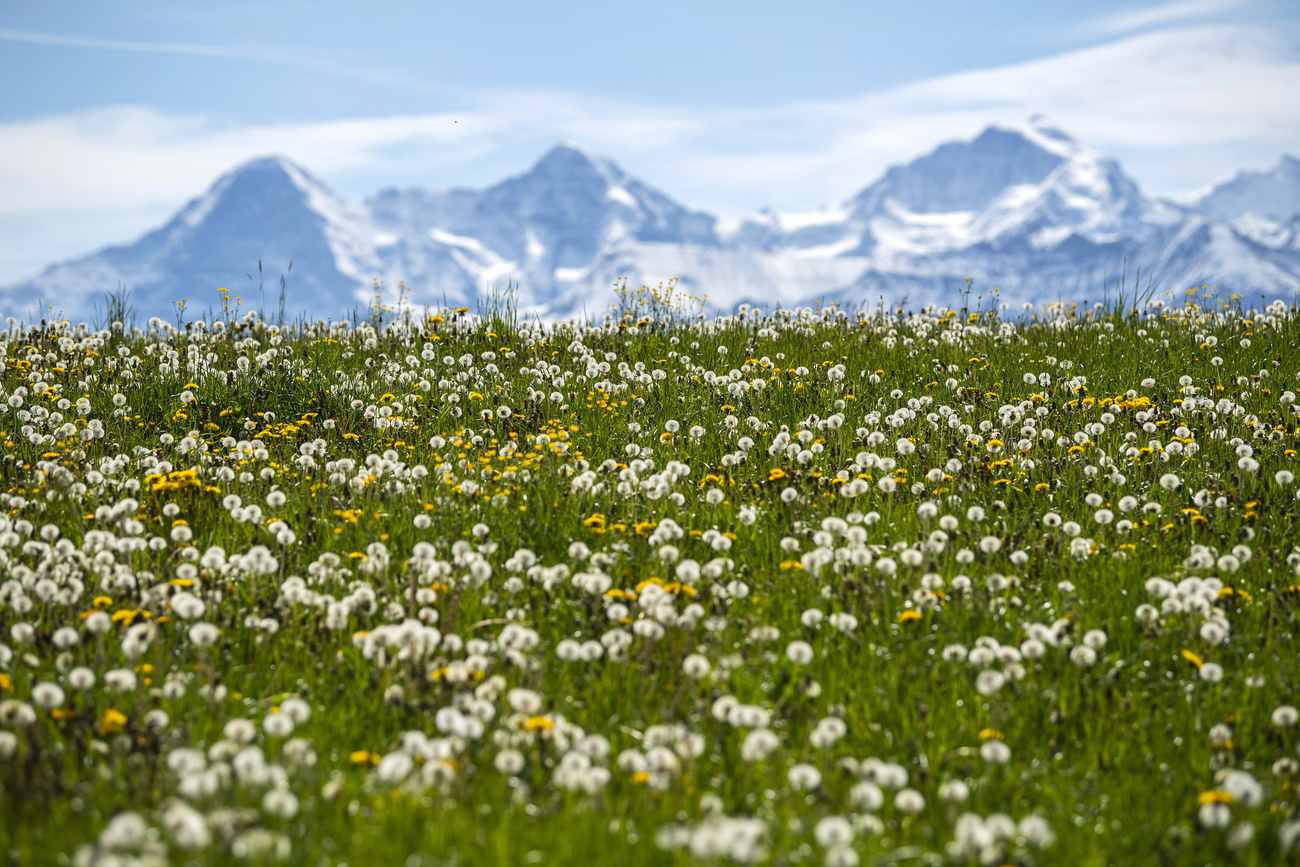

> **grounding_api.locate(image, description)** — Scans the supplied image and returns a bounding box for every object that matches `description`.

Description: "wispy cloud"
[0,23,1295,225]
[0,28,283,60]
[1088,0,1248,35]
[0,28,443,93]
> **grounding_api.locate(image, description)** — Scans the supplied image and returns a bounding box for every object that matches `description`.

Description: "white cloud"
[861,24,1297,147]
[0,27,273,59]
[0,23,1294,228]
[1088,0,1247,35]
[0,27,426,90]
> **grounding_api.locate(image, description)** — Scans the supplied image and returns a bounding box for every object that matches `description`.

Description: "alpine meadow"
[2,282,1300,867]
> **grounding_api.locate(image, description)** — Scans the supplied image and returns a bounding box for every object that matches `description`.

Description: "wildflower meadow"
[1,285,1299,866]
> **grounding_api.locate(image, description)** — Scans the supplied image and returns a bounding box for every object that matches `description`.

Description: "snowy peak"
[367,141,718,310]
[970,150,1164,248]
[483,143,626,220]
[1017,116,1086,158]
[850,123,1069,218]
[723,124,1084,256]
[151,154,380,290]
[175,156,338,229]
[1189,154,1300,224]
[519,143,626,191]
[809,121,1165,260]
[1,153,382,320]
[471,143,717,257]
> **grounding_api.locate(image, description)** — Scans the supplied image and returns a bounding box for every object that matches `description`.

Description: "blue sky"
[1,0,1298,280]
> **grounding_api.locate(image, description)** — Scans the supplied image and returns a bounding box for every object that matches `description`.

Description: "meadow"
[0,284,1298,866]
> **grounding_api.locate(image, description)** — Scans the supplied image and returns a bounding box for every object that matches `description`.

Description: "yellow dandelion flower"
[99,708,127,735]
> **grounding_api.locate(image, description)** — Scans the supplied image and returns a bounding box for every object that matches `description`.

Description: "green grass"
[1,288,1299,867]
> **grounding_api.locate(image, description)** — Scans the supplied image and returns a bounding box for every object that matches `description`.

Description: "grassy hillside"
[1,286,1299,866]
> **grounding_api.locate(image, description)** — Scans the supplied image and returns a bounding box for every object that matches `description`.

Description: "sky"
[1,0,1298,282]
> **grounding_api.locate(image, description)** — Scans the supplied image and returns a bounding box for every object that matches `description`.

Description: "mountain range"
[6,117,1300,323]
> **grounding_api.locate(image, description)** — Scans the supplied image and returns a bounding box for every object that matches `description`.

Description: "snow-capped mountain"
[368,143,718,310]
[853,124,1070,217]
[1179,155,1300,256]
[9,157,385,322]
[602,118,1297,312]
[1188,154,1300,224]
[720,121,1173,261]
[4,120,1298,323]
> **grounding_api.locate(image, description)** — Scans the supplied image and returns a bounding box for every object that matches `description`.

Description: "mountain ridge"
[5,122,1298,322]
[1186,154,1300,224]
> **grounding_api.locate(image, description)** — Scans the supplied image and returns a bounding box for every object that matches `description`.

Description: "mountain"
[5,157,383,323]
[1188,155,1300,224]
[4,122,1298,323]
[617,119,1298,312]
[1139,215,1300,296]
[1179,155,1300,261]
[852,124,1069,218]
[368,143,718,310]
